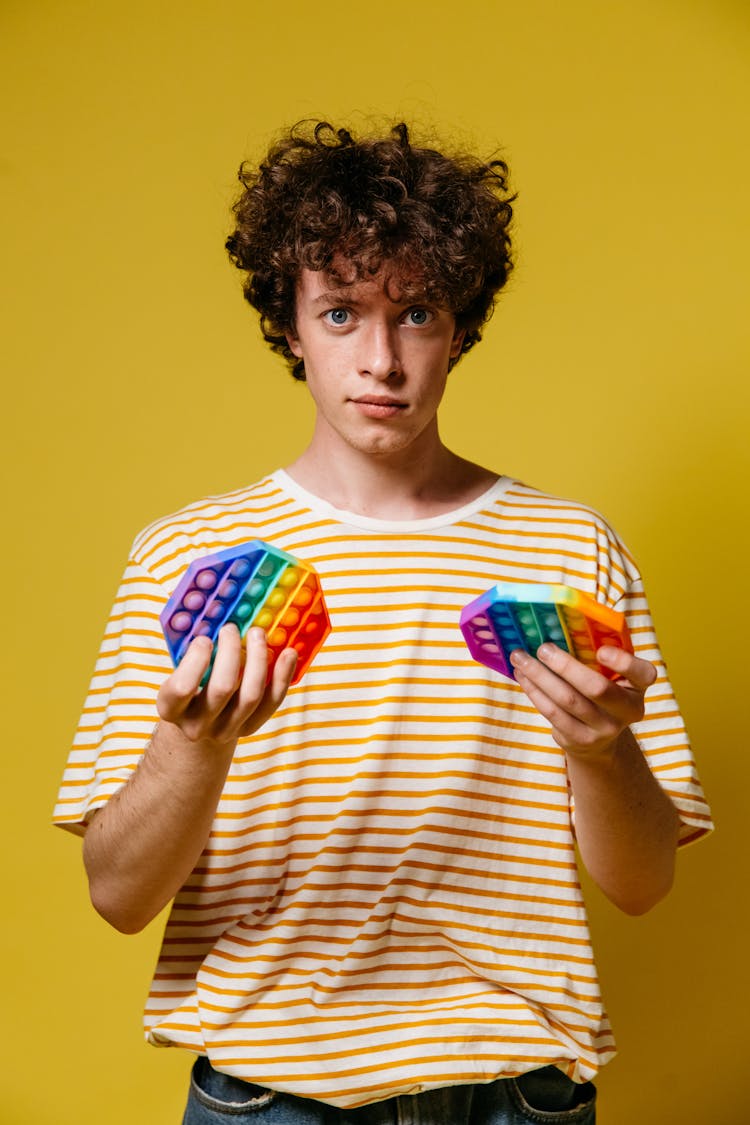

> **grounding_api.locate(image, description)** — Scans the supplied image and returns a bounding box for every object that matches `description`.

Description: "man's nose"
[356,321,402,380]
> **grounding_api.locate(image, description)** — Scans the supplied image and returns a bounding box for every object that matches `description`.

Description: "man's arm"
[82,624,297,934]
[509,643,681,915]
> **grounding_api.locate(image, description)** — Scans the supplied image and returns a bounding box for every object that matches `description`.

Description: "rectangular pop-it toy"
[460,582,633,682]
[160,540,330,685]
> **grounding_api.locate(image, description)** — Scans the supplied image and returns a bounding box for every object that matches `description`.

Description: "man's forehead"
[297,264,428,305]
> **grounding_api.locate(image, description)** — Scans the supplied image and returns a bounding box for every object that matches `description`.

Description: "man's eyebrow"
[311,290,359,305]
[310,288,432,307]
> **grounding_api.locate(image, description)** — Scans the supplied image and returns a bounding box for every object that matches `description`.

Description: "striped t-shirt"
[54,470,712,1108]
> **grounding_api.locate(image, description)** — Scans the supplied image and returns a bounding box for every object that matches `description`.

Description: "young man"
[55,122,711,1124]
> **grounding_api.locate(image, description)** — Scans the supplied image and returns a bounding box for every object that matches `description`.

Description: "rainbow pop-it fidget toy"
[160,541,330,685]
[460,582,633,682]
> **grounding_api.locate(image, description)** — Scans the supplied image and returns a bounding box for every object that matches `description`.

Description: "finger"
[237,646,298,739]
[512,645,647,739]
[534,643,647,724]
[511,648,609,727]
[268,646,299,705]
[200,623,244,716]
[534,643,611,695]
[156,635,214,722]
[514,644,610,708]
[201,626,267,742]
[597,646,657,691]
[236,627,274,712]
[513,665,610,750]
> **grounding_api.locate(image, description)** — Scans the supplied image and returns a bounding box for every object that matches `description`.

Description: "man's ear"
[286,329,303,359]
[450,326,467,359]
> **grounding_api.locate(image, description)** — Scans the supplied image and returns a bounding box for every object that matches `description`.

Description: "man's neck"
[285,433,498,521]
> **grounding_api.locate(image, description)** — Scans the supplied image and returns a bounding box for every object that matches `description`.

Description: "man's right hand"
[157,623,298,747]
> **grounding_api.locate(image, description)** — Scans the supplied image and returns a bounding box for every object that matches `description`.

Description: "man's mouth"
[350,395,407,418]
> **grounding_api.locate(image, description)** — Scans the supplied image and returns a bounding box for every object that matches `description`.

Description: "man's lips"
[350,395,407,418]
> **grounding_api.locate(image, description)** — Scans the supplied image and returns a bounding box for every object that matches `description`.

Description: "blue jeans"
[182,1057,596,1124]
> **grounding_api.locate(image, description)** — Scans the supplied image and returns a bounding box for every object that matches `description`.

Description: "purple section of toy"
[460,589,516,679]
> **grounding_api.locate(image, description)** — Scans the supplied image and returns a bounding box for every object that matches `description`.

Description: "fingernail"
[509,649,527,668]
[537,643,554,660]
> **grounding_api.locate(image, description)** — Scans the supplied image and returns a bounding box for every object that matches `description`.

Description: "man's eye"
[405,308,432,326]
[325,308,350,326]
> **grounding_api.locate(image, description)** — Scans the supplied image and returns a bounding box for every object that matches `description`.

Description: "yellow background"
[2,1,747,1121]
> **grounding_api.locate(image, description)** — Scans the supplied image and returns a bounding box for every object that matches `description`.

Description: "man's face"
[285,265,465,461]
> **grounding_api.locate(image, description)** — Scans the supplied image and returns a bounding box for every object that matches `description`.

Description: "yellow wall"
[3,1,747,1121]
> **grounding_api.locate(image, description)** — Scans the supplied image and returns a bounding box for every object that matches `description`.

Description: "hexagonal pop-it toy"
[460,582,633,682]
[160,541,330,685]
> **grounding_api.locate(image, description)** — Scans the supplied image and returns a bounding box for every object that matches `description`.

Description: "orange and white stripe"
[54,471,712,1107]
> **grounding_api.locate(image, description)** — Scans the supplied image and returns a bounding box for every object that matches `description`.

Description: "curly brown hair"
[226,121,515,381]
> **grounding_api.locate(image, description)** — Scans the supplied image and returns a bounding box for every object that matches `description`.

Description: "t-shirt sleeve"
[613,574,712,845]
[52,557,172,834]
[583,515,712,845]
